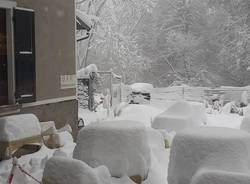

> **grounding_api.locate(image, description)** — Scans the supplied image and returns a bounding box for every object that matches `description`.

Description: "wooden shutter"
[14,8,35,103]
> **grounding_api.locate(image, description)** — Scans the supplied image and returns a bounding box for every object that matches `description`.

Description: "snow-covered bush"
[0,114,41,141]
[43,156,111,184]
[73,120,151,179]
[168,127,250,184]
[152,101,205,132]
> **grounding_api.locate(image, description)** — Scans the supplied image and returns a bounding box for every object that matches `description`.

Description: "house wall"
[0,0,79,138]
[16,0,76,100]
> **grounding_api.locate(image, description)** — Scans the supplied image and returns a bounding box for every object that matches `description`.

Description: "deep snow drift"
[73,120,151,179]
[168,127,250,184]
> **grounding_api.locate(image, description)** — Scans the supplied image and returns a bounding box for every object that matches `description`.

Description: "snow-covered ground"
[0,91,245,184]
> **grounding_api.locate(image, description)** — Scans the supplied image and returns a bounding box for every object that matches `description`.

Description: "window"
[0,8,8,106]
[0,3,36,106]
[14,8,36,103]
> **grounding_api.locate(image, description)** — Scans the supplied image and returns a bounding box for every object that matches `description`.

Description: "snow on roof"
[130,83,154,93]
[0,114,41,142]
[77,64,98,78]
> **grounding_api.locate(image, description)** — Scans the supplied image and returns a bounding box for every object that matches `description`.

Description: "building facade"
[0,0,78,137]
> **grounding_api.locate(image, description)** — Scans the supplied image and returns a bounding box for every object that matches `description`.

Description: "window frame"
[0,0,16,106]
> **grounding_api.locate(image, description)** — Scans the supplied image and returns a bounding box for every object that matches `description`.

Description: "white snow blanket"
[0,114,41,141]
[191,169,250,184]
[43,156,112,184]
[168,127,250,184]
[73,120,151,178]
[206,114,243,129]
[77,64,98,78]
[130,83,154,93]
[240,115,250,133]
[116,104,162,127]
[152,101,205,132]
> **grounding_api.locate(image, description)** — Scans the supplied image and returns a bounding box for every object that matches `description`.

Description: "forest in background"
[77,0,250,87]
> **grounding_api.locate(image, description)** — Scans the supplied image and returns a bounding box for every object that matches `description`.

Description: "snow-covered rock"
[47,131,74,148]
[73,120,151,179]
[0,114,41,141]
[191,169,250,184]
[77,64,98,78]
[130,83,154,93]
[43,156,112,184]
[168,127,250,184]
[40,121,56,135]
[152,101,205,132]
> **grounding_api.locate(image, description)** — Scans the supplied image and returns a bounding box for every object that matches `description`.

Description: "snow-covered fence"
[151,86,250,103]
[78,71,122,110]
[152,86,207,103]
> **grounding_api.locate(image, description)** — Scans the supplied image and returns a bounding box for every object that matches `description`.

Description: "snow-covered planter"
[0,114,42,160]
[152,101,205,132]
[43,156,111,184]
[168,127,250,184]
[73,120,151,180]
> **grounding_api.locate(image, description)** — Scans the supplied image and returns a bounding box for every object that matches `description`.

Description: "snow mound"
[221,102,234,114]
[130,83,154,93]
[146,128,165,150]
[77,64,98,78]
[0,114,41,141]
[168,127,250,184]
[191,169,250,184]
[206,114,243,129]
[73,120,151,179]
[43,156,111,184]
[152,101,205,132]
[117,104,162,127]
[240,116,250,133]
